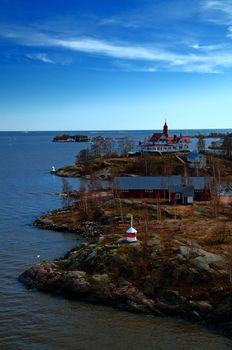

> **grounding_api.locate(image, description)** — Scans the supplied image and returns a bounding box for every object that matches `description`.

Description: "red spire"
[163,120,168,138]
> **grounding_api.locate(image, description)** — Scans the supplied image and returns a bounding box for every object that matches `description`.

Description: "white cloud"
[200,1,232,43]
[1,25,232,73]
[227,26,232,38]
[202,0,232,24]
[99,1,200,30]
[55,38,176,61]
[203,0,232,14]
[181,64,220,74]
[26,53,55,64]
[190,43,225,51]
[113,60,157,72]
[51,37,232,73]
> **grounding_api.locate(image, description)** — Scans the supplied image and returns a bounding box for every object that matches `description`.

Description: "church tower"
[163,120,168,138]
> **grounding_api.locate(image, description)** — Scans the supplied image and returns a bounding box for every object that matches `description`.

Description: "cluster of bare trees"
[76,138,112,165]
[61,179,75,207]
[77,185,106,221]
[119,137,135,156]
[123,153,182,176]
[61,178,105,222]
[76,137,135,165]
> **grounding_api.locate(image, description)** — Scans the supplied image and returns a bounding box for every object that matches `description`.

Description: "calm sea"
[0,130,232,350]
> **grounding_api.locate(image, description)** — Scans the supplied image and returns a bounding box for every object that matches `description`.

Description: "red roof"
[148,133,190,145]
[149,133,163,142]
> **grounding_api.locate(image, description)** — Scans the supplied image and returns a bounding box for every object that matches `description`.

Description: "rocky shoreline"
[20,213,232,338]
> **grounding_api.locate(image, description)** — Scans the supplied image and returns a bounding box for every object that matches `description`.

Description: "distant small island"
[194,132,231,138]
[52,133,91,142]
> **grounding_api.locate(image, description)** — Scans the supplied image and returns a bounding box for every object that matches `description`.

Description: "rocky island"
[19,143,232,338]
[52,133,91,142]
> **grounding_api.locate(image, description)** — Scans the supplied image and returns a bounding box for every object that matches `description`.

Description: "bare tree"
[222,134,232,159]
[119,137,135,156]
[210,164,221,217]
[141,208,150,247]
[61,179,73,207]
[78,184,91,221]
[112,182,124,223]
[197,134,206,152]
[156,192,162,221]
[76,148,92,165]
[90,137,114,157]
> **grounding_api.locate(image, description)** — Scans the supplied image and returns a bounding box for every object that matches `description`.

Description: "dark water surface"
[0,131,232,350]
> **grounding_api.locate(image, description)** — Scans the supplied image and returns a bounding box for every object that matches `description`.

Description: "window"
[175,193,181,199]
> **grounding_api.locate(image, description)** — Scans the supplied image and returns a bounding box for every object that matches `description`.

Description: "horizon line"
[0,128,231,133]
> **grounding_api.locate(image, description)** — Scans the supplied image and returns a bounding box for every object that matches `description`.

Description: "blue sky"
[0,0,232,131]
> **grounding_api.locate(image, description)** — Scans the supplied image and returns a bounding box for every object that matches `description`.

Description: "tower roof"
[163,120,168,137]
[127,227,137,234]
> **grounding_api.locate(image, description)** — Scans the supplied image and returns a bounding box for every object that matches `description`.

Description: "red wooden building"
[113,176,212,204]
